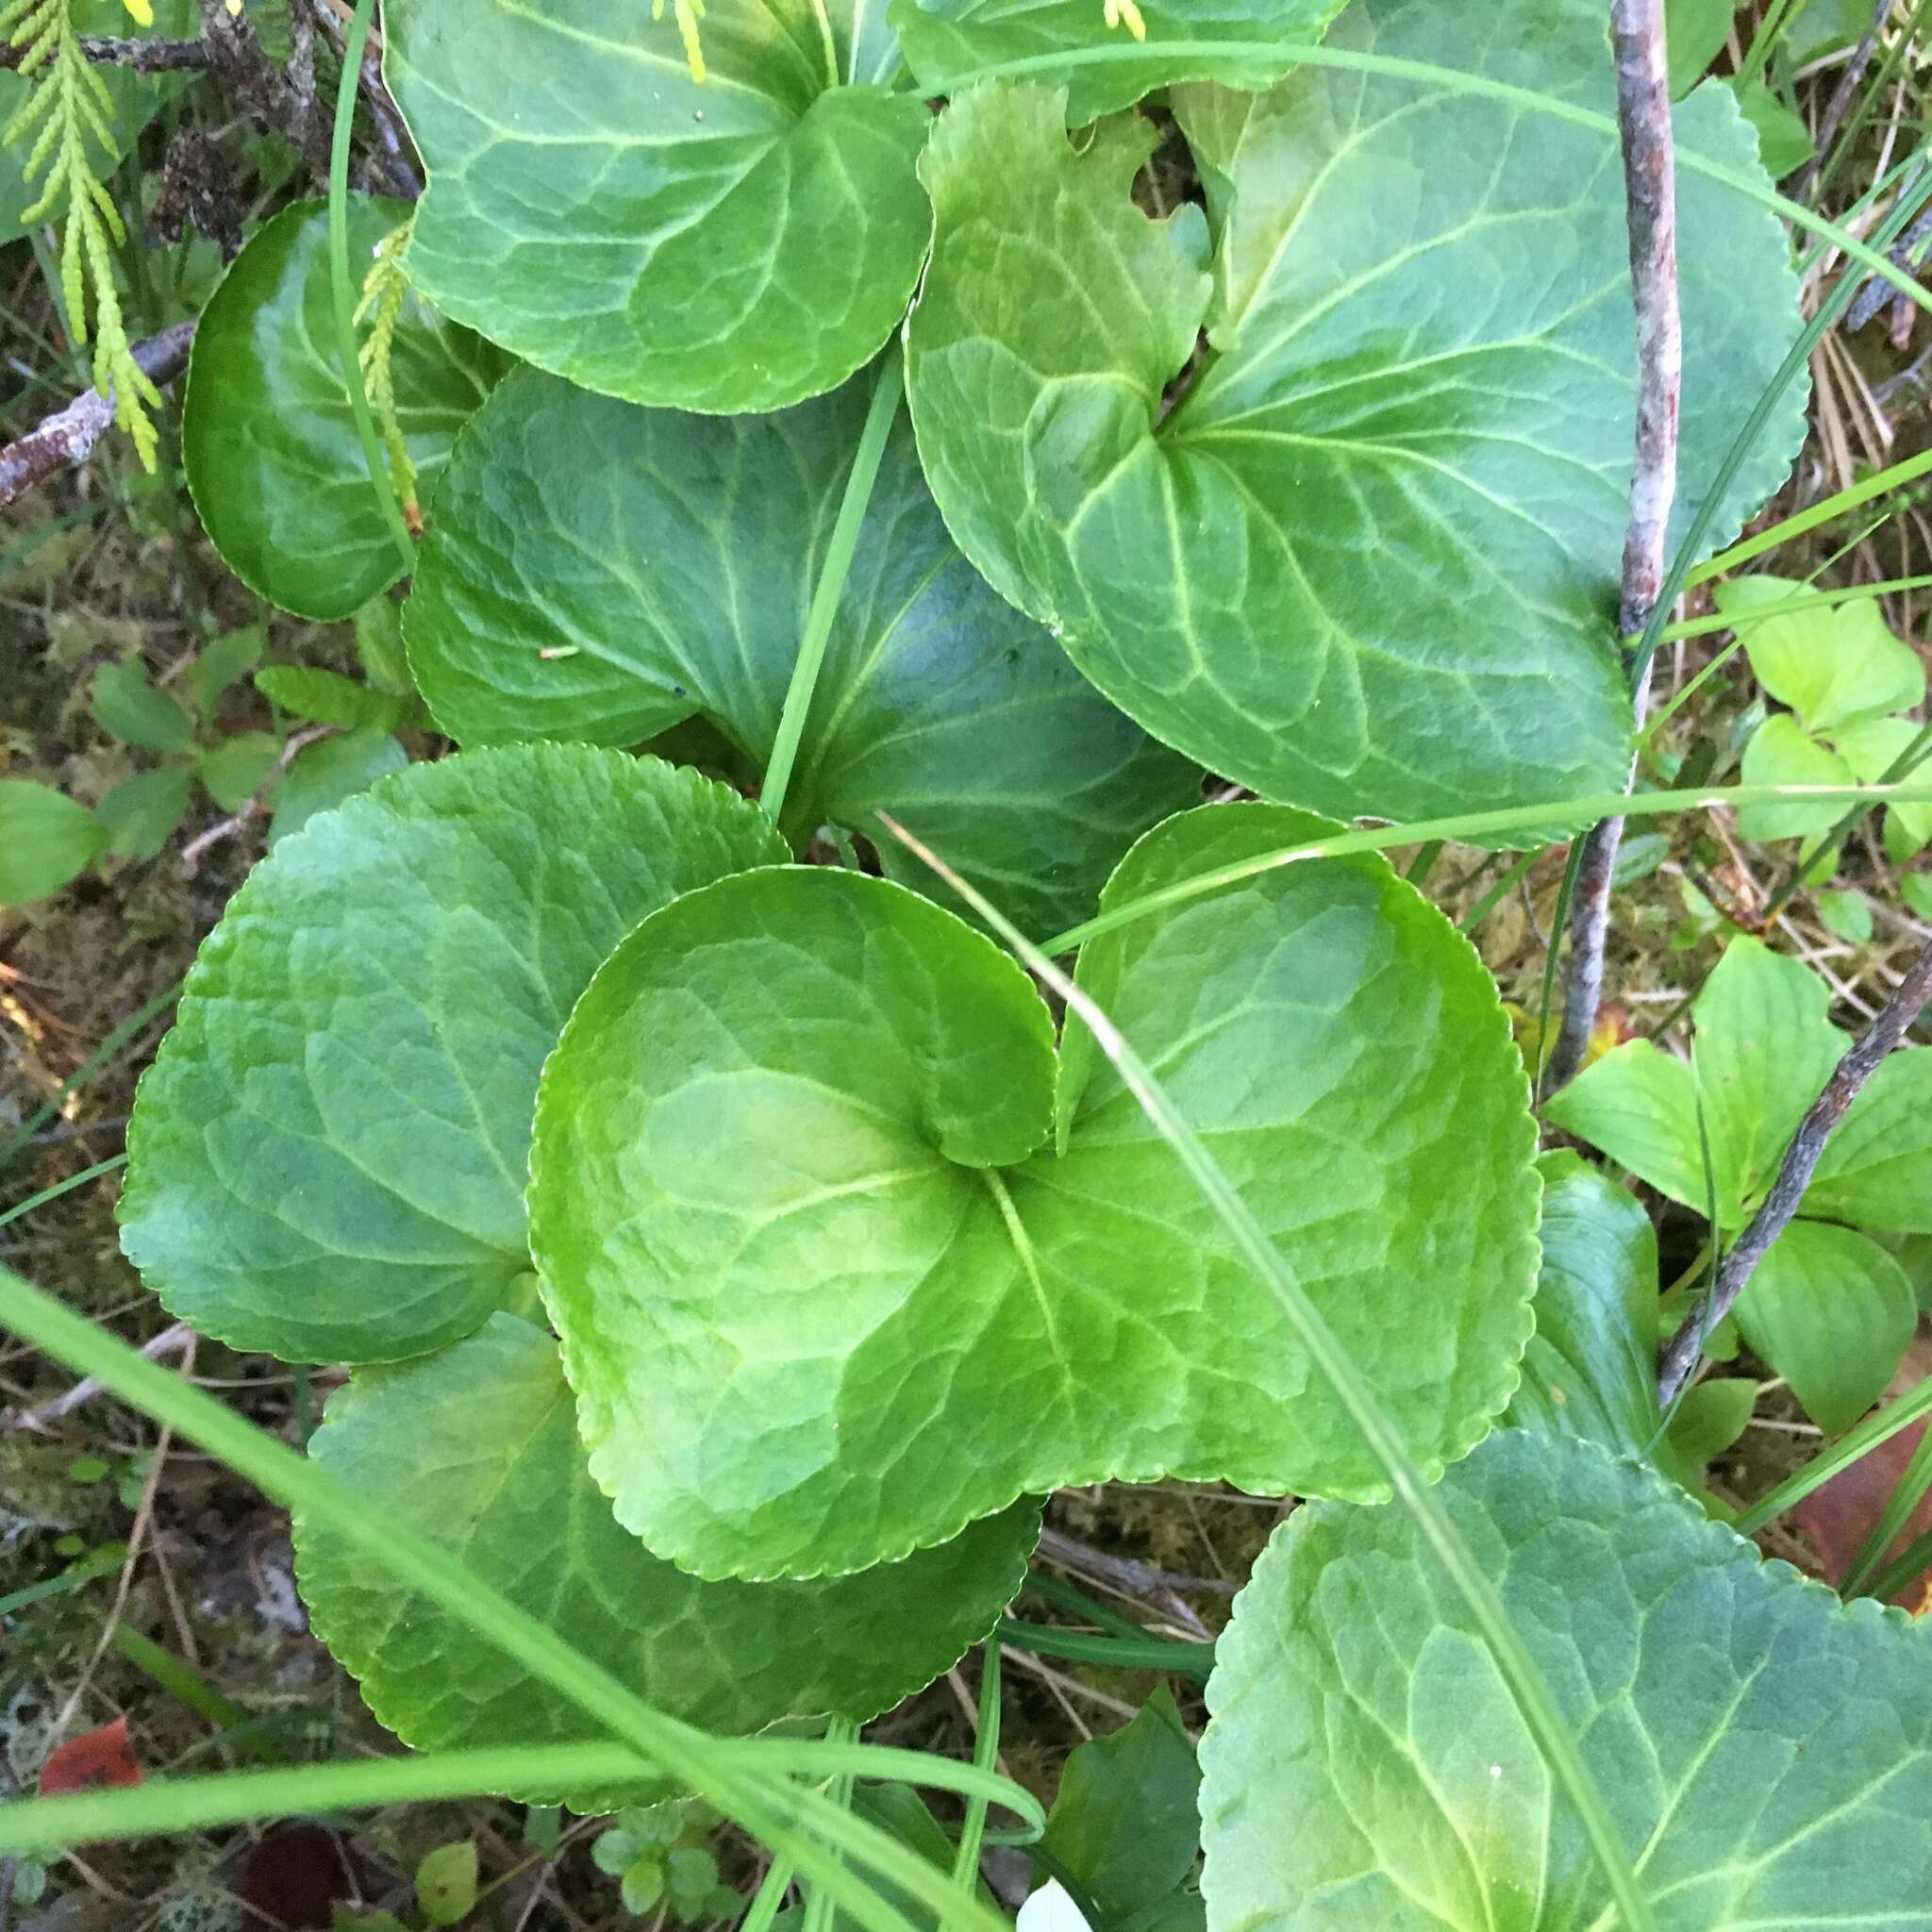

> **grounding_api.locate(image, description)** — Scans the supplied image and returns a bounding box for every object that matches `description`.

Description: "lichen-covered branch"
[1657,933,1932,1404]
[1546,0,1683,1093]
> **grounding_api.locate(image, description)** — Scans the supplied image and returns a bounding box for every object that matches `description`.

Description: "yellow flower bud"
[121,0,155,23]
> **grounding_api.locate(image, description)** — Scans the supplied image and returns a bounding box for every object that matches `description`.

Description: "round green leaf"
[0,779,106,906]
[266,730,410,848]
[119,746,788,1364]
[296,1316,1040,1808]
[1808,1049,1932,1233]
[1734,1221,1915,1435]
[405,365,1197,938]
[91,658,192,754]
[888,0,1349,124]
[97,765,194,862]
[383,1,931,414]
[1722,575,1927,736]
[182,199,508,623]
[1200,1427,1932,1930]
[905,2,1807,828]
[532,804,1539,1579]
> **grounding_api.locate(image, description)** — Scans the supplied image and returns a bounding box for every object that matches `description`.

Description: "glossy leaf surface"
[120,746,787,1363]
[183,199,508,622]
[888,0,1347,123]
[532,804,1540,1578]
[384,0,929,413]
[406,366,1196,936]
[905,0,1806,827]
[296,1316,1040,1807]
[1199,1428,1932,1929]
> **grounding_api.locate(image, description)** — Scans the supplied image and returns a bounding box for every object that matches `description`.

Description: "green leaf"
[91,659,194,755]
[120,746,788,1363]
[96,765,194,862]
[1198,1426,1932,1931]
[1661,1374,1755,1476]
[1730,76,1815,178]
[1807,1048,1932,1232]
[0,779,107,905]
[1836,714,1932,853]
[256,666,408,733]
[620,1856,666,1915]
[405,366,1197,938]
[1667,0,1737,93]
[414,1840,478,1927]
[888,0,1349,124]
[1737,713,1855,841]
[1042,1687,1200,1923]
[352,598,411,695]
[1720,575,1925,735]
[266,730,409,847]
[904,6,1807,830]
[191,627,266,716]
[296,1317,1040,1810]
[1546,936,1846,1229]
[1815,887,1873,944]
[183,199,508,622]
[1504,1152,1658,1459]
[384,1,931,415]
[1905,872,1932,922]
[0,0,196,241]
[196,733,283,813]
[531,803,1539,1578]
[1733,1222,1915,1435]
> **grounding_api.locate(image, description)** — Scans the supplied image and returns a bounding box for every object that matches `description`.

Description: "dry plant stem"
[0,34,212,71]
[0,320,193,510]
[2,1321,192,1434]
[1548,0,1682,1091]
[1798,0,1893,204]
[177,725,329,874]
[1657,931,1932,1404]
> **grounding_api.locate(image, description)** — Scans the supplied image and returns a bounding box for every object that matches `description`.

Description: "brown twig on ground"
[0,33,212,71]
[0,319,194,512]
[1798,0,1894,204]
[1657,932,1932,1404]
[177,725,330,875]
[2,1321,193,1434]
[1546,0,1682,1094]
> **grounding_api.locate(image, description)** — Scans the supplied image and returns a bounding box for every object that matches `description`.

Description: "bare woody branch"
[1546,0,1684,1093]
[1657,932,1932,1404]
[0,34,212,72]
[0,319,194,512]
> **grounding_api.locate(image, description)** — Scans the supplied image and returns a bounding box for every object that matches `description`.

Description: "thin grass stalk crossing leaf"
[1734,1370,1932,1536]
[0,1263,1032,1932]
[951,1646,1002,1890]
[761,346,904,825]
[879,816,1657,1932]
[328,0,414,577]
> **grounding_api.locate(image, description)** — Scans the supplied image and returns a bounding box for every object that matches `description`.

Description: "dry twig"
[0,320,194,511]
[1547,0,1682,1092]
[1657,933,1932,1403]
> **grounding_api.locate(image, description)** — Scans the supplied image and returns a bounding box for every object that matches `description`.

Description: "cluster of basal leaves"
[92,0,1932,1926]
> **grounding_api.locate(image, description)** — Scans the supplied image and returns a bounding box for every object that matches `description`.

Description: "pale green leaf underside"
[906,0,1807,828]
[404,366,1198,938]
[295,1315,1040,1809]
[531,804,1540,1581]
[1504,1152,1658,1460]
[887,0,1349,123]
[182,199,508,622]
[1199,1428,1932,1931]
[384,0,930,413]
[119,747,787,1364]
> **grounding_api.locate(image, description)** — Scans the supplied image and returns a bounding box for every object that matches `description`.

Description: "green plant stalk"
[0,1264,1030,1932]
[1691,448,1932,584]
[1771,721,1932,920]
[1034,779,1932,958]
[1843,1422,1932,1597]
[329,0,416,579]
[742,1858,796,1932]
[802,1717,860,1932]
[1813,0,1932,201]
[1864,1522,1932,1604]
[911,43,1932,325]
[1457,846,1544,936]
[108,1625,251,1738]
[951,1647,1001,1891]
[1021,1568,1150,1641]
[882,819,1658,1932]
[993,1620,1214,1682]
[0,1154,126,1230]
[1734,1372,1932,1538]
[760,345,904,826]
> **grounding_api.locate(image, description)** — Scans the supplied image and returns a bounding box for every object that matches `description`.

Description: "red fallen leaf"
[38,1716,142,1795]
[1794,1415,1932,1608]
